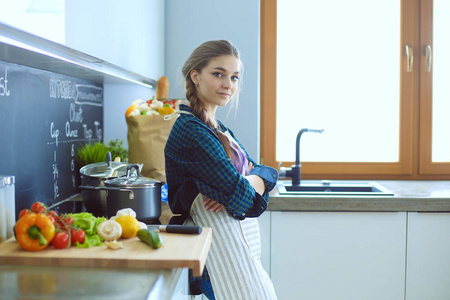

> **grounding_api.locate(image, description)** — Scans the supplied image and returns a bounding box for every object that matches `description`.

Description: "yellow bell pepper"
[157,106,176,115]
[15,213,55,251]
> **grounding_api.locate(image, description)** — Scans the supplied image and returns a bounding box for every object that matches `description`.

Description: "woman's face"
[190,55,240,114]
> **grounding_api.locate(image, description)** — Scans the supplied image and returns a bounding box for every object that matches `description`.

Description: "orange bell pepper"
[15,213,55,251]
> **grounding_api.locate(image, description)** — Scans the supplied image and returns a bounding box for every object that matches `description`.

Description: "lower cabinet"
[269,211,407,300]
[405,212,450,300]
[190,211,450,299]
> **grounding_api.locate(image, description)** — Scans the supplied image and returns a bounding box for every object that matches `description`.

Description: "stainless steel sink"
[277,180,394,196]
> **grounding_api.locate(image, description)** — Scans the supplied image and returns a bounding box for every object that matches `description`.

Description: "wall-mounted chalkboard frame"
[0,60,103,216]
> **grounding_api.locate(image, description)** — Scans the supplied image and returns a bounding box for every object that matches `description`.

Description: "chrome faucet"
[279,128,324,186]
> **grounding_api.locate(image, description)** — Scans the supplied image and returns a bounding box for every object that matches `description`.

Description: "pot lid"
[79,162,135,178]
[105,175,161,187]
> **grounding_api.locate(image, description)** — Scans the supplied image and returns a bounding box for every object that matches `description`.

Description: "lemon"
[115,215,140,239]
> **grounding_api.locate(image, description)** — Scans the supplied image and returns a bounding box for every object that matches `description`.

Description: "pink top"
[222,131,250,176]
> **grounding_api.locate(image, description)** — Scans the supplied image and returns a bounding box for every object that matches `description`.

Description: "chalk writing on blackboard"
[70,102,83,123]
[50,122,60,146]
[47,116,102,145]
[76,84,103,106]
[0,67,10,97]
[0,60,103,216]
[49,79,76,100]
[53,150,59,201]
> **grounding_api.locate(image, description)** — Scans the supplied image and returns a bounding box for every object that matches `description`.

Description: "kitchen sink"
[277,180,394,196]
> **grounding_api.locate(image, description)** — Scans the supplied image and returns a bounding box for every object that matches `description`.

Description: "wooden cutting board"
[0,228,211,277]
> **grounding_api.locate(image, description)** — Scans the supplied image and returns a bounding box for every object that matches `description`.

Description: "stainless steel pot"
[80,165,163,223]
[79,160,134,217]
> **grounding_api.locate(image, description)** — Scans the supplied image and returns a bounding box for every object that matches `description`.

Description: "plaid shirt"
[164,105,278,220]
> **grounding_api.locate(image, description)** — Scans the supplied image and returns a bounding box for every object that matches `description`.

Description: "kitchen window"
[261,0,450,180]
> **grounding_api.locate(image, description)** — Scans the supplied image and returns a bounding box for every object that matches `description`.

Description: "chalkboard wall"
[0,60,103,216]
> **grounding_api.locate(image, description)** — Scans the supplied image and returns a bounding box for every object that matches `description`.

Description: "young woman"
[164,40,278,300]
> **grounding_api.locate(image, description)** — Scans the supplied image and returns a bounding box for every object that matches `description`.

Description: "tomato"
[163,100,176,109]
[45,211,58,226]
[47,210,58,218]
[47,215,55,225]
[18,209,32,219]
[30,202,46,213]
[70,228,85,245]
[56,214,73,228]
[51,232,70,249]
[64,214,73,225]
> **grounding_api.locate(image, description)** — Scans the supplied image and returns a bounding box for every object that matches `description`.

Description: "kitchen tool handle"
[405,45,413,72]
[149,225,202,234]
[424,44,432,72]
[166,225,202,234]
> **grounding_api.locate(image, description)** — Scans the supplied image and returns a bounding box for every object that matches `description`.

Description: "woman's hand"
[203,198,224,212]
[248,161,254,173]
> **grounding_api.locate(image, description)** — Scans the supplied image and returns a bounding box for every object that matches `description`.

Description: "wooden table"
[0,228,211,277]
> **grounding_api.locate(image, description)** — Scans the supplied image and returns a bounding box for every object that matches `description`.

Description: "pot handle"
[78,185,135,200]
[126,164,141,178]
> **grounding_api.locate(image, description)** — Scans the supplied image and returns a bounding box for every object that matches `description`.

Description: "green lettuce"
[70,212,106,248]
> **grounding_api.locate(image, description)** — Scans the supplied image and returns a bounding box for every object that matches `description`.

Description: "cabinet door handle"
[405,45,413,72]
[424,44,432,72]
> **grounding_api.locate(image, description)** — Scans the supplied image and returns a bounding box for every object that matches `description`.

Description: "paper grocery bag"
[126,114,178,182]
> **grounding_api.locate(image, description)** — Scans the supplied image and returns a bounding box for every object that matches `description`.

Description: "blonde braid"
[184,72,217,129]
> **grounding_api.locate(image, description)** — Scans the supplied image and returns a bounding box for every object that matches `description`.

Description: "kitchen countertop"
[268,180,450,212]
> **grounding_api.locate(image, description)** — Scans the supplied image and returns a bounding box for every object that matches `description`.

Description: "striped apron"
[189,193,277,300]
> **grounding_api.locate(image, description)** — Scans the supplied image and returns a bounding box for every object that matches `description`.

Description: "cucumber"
[137,229,163,249]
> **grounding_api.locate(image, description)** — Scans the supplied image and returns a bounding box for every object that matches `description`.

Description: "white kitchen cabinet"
[270,211,407,300]
[405,212,450,300]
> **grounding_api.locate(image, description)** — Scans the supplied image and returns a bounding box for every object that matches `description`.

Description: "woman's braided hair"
[181,40,241,130]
